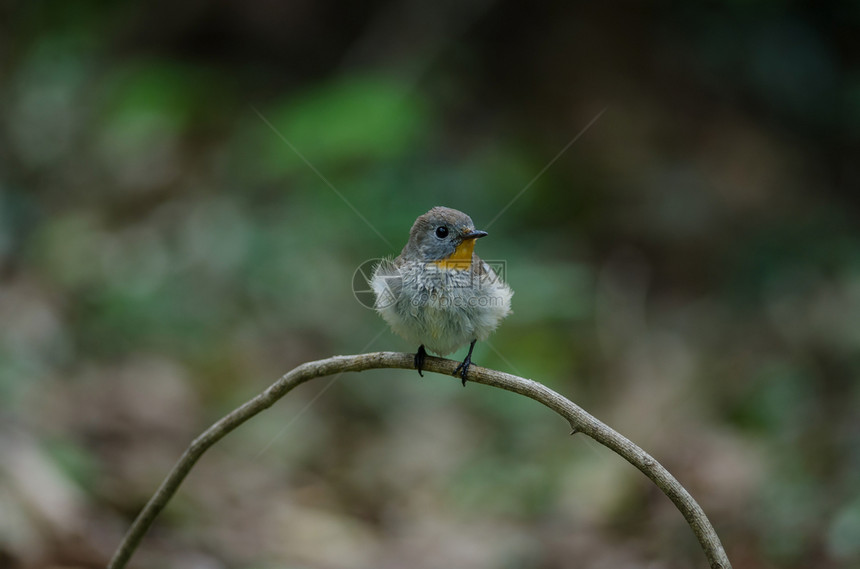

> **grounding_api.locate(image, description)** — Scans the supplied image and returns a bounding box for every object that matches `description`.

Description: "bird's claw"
[453,357,471,386]
[453,339,477,386]
[414,345,427,377]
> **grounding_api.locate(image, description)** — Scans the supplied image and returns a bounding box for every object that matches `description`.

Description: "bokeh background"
[2,1,860,568]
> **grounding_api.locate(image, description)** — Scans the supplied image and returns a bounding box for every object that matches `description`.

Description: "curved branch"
[107,352,732,569]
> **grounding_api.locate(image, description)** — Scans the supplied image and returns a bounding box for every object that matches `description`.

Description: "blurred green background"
[2,1,860,568]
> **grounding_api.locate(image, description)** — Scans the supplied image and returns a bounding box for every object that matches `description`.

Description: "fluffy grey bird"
[371,207,513,384]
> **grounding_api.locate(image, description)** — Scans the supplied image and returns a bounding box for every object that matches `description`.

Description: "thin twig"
[107,352,732,569]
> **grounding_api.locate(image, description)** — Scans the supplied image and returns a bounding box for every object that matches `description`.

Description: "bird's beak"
[462,229,488,240]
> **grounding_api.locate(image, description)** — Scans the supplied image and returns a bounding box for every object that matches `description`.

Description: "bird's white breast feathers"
[370,259,512,355]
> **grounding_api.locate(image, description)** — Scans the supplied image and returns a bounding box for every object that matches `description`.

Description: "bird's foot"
[414,345,427,377]
[453,339,477,386]
[453,356,472,386]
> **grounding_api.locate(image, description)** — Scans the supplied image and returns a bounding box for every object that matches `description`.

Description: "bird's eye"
[435,226,449,239]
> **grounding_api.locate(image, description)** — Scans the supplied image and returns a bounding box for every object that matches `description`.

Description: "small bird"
[370,207,513,385]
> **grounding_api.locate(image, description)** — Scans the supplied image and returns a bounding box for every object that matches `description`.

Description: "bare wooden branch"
[107,352,732,569]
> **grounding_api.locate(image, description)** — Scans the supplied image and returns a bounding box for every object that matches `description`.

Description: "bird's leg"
[453,339,477,386]
[414,345,427,377]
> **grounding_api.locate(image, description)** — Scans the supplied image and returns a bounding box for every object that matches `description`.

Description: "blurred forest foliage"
[1,1,860,568]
